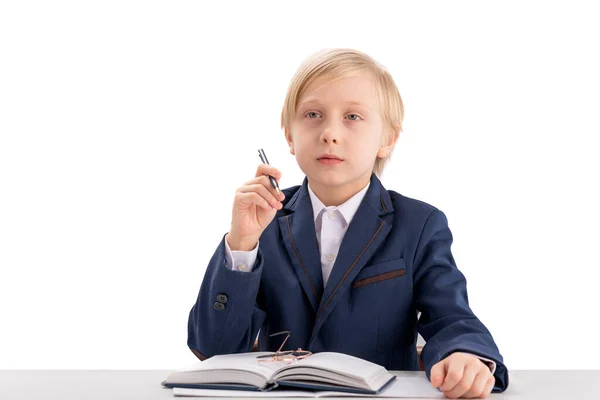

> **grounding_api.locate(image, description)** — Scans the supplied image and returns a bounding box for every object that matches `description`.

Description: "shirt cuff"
[475,355,497,374]
[224,237,259,272]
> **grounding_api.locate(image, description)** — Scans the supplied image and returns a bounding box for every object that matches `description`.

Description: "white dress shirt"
[222,181,496,373]
[224,181,369,284]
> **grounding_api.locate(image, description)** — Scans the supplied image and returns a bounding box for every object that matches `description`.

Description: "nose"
[319,122,341,145]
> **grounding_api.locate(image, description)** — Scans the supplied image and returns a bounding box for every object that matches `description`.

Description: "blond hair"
[280,48,404,177]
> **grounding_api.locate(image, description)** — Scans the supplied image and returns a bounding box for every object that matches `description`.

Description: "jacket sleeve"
[413,209,509,392]
[187,233,267,359]
[225,238,259,272]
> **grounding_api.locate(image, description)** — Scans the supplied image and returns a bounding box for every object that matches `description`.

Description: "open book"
[171,376,446,398]
[162,352,396,395]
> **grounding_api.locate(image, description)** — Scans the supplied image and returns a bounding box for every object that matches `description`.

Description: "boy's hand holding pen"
[226,149,285,252]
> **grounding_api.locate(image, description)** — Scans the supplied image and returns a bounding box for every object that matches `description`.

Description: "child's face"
[285,72,394,195]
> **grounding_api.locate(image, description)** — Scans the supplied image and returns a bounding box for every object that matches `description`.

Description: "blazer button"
[214,302,225,311]
[216,294,228,303]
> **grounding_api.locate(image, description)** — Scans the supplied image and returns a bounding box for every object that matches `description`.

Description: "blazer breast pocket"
[352,258,406,288]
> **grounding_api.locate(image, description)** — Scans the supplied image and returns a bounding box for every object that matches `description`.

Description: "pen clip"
[258,148,270,165]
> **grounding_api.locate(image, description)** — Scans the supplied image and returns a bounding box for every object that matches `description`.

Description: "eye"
[306,111,321,119]
[346,114,362,121]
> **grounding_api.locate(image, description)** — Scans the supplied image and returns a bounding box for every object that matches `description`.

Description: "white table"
[0,370,596,399]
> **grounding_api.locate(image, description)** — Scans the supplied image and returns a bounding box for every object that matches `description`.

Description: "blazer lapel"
[308,174,395,347]
[278,178,324,314]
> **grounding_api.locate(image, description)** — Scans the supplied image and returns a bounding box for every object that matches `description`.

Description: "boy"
[188,48,508,398]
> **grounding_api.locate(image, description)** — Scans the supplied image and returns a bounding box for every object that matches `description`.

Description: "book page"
[319,376,445,398]
[273,352,388,384]
[173,387,316,397]
[180,352,283,379]
[165,352,290,389]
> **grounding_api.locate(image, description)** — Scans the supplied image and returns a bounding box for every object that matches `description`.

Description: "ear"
[284,127,295,155]
[376,130,399,159]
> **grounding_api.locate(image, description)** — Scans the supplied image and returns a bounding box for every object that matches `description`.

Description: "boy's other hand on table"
[430,352,495,399]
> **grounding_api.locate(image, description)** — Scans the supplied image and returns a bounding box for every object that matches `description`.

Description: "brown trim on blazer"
[285,215,318,298]
[286,190,300,209]
[352,268,406,288]
[318,221,385,315]
[190,347,208,361]
[380,194,387,212]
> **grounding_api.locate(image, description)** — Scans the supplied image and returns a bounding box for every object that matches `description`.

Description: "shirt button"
[216,294,228,303]
[326,253,335,262]
[237,264,248,271]
[327,211,336,219]
[214,302,225,311]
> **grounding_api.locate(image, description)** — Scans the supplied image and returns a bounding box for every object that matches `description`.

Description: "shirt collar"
[307,180,371,225]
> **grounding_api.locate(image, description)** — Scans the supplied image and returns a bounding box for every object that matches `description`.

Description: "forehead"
[298,73,380,109]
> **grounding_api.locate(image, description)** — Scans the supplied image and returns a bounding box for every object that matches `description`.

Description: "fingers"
[477,376,495,399]
[234,166,285,215]
[430,361,446,388]
[237,183,283,210]
[253,164,285,202]
[439,361,465,394]
[255,163,282,182]
[461,371,495,399]
[443,363,477,399]
[245,175,285,201]
[237,191,273,211]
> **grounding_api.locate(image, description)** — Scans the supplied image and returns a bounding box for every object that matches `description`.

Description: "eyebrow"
[298,99,372,110]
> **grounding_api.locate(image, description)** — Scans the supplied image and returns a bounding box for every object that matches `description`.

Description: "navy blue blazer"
[188,173,508,392]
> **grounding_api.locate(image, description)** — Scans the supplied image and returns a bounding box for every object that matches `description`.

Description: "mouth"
[317,154,343,161]
[317,155,343,165]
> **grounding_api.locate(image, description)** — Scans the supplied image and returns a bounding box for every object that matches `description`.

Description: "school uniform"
[188,173,508,392]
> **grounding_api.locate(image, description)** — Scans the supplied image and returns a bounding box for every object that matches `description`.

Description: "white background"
[1,1,599,370]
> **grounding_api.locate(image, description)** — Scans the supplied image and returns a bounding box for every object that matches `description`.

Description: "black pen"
[258,148,281,195]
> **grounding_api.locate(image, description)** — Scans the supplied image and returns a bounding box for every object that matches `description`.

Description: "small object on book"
[162,351,396,395]
[255,330,312,362]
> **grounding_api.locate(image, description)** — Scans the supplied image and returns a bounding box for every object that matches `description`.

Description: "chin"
[308,170,351,187]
